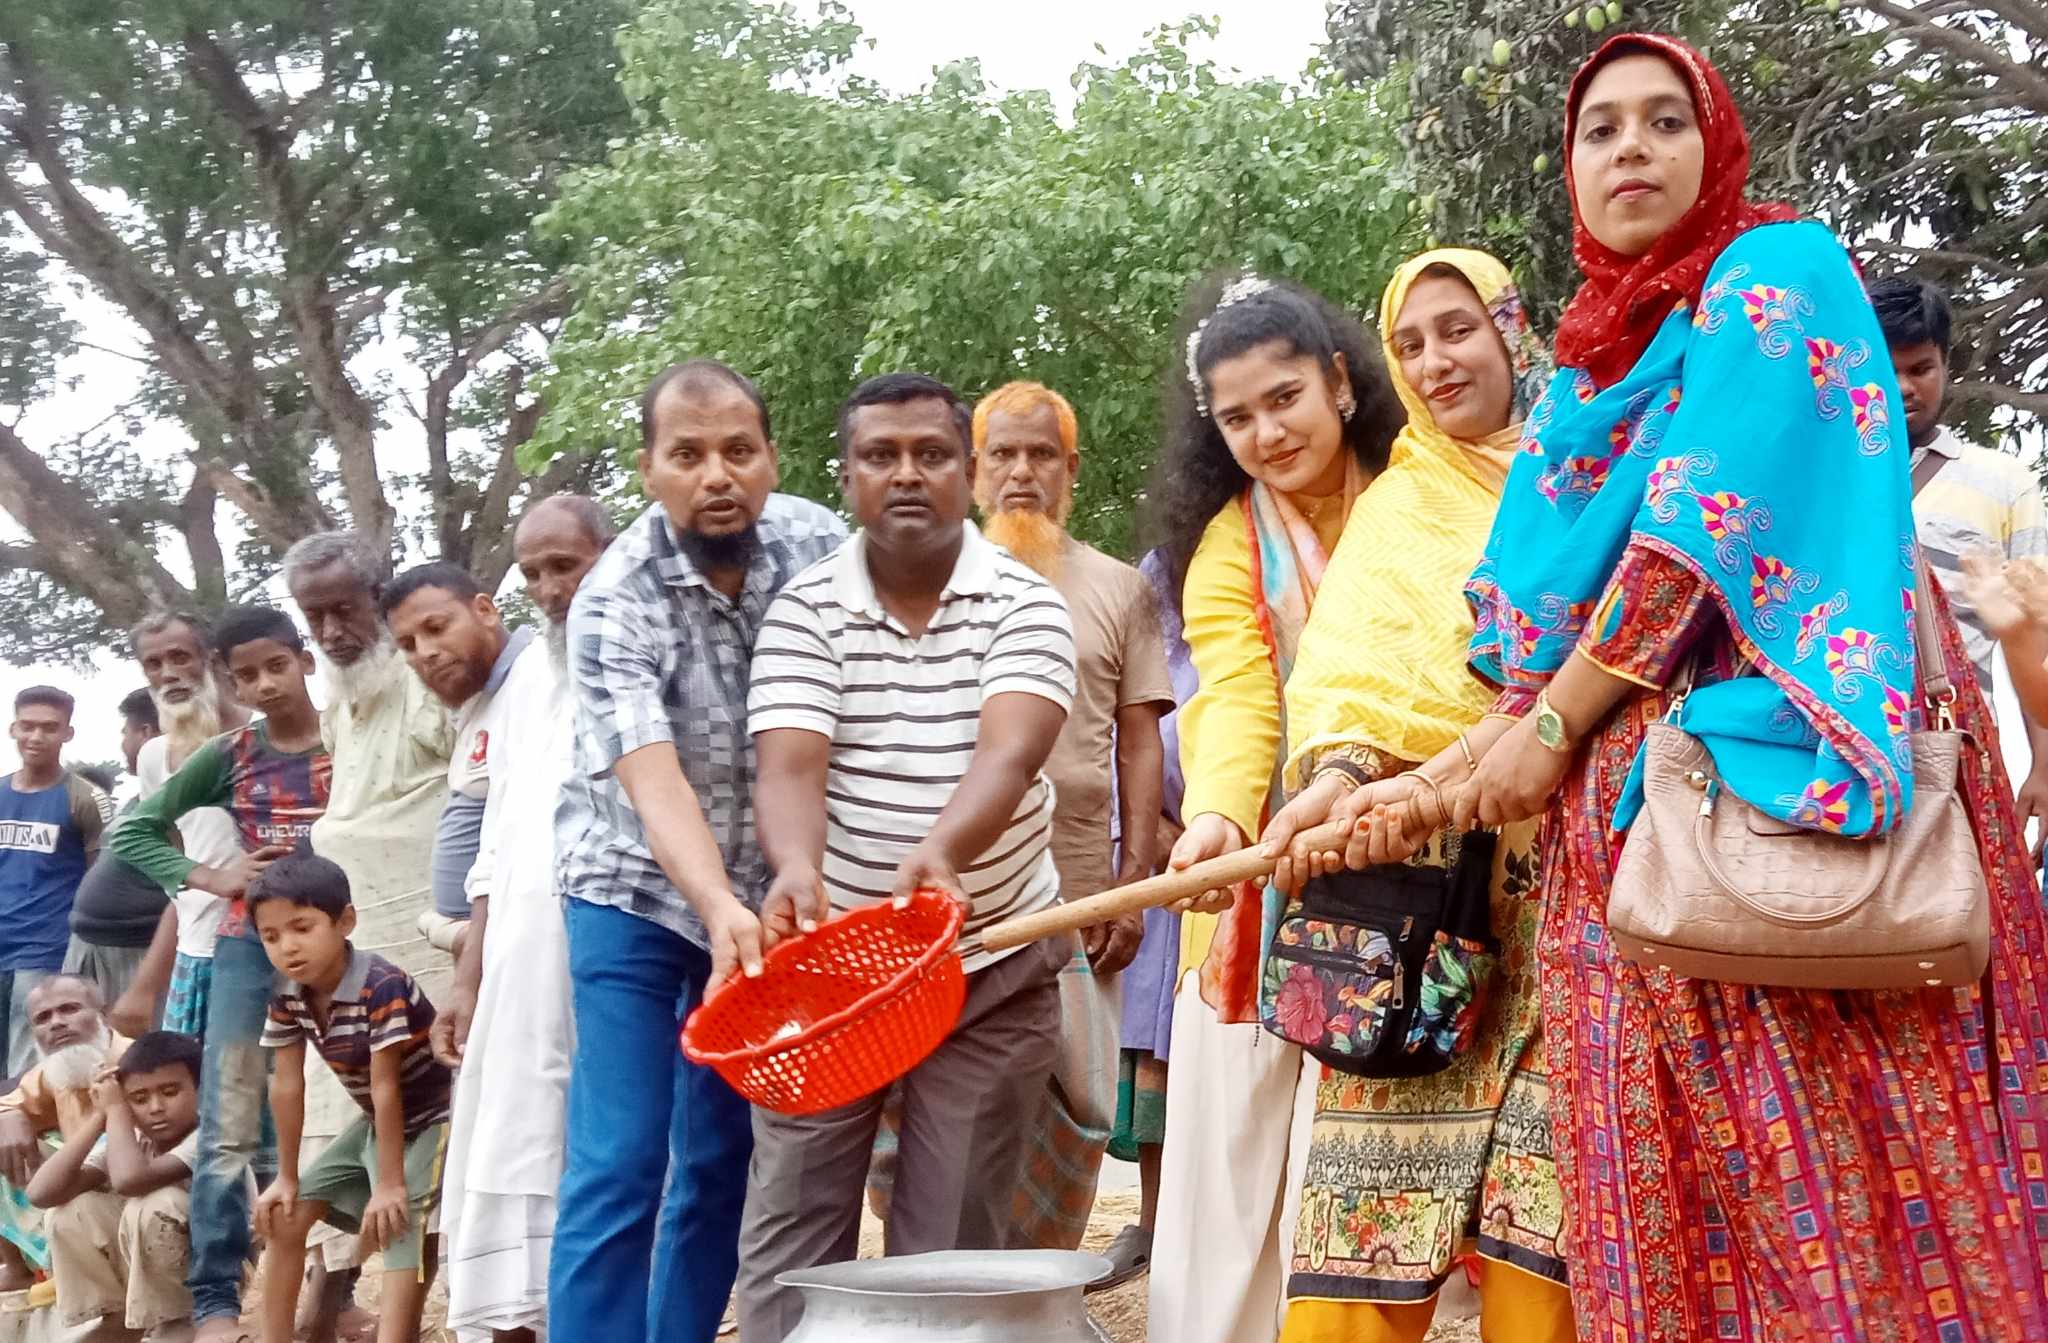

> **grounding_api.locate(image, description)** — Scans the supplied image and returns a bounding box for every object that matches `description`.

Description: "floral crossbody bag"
[1257,829,1499,1078]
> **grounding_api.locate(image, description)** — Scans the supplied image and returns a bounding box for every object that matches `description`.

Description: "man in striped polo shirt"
[737,372,1079,1341]
[1870,275,2048,847]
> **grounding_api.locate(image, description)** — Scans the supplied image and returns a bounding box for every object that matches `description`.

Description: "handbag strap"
[1693,795,1890,927]
[1910,553,1955,714]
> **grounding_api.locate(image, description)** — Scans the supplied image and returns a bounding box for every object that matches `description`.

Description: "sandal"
[1086,1223,1153,1294]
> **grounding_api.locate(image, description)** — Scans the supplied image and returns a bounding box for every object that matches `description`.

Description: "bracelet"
[1480,711,1522,726]
[1316,758,1373,793]
[1454,734,1478,775]
[1403,770,1448,829]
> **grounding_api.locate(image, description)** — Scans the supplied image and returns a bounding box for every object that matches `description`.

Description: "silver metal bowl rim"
[774,1248,1115,1298]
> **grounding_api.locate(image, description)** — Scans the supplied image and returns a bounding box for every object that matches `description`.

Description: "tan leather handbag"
[1608,561,1990,991]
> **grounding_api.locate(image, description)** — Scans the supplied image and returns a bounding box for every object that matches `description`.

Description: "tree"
[0,0,639,664]
[1329,0,2046,441]
[529,0,1425,557]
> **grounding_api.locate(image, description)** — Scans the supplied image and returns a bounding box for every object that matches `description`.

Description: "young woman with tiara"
[1146,274,1402,1343]
[1295,33,2048,1341]
[1259,247,1573,1341]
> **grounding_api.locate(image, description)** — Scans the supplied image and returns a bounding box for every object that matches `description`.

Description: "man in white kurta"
[440,632,572,1339]
[439,493,614,1341]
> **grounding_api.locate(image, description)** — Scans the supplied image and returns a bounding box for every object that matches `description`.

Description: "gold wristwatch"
[1533,689,1574,753]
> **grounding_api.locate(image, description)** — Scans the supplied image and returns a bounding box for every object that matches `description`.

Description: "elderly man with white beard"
[0,976,132,1293]
[432,494,612,1343]
[281,530,456,1343]
[109,611,256,1041]
[283,531,455,998]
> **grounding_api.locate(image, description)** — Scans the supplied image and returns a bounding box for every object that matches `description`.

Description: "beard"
[545,618,570,678]
[40,1030,115,1092]
[981,507,1070,580]
[678,523,762,574]
[317,630,398,707]
[154,681,225,765]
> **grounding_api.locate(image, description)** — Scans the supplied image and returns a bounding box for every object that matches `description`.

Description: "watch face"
[1536,711,1566,749]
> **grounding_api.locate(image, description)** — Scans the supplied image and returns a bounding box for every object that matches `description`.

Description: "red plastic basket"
[680,889,967,1115]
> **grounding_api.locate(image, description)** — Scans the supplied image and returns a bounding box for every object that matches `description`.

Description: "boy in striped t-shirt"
[247,853,451,1343]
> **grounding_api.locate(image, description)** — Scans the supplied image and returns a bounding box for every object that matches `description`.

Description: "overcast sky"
[6,1,1330,772]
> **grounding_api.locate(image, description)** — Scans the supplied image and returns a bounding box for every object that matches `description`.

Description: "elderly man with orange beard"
[974,380,1172,1256]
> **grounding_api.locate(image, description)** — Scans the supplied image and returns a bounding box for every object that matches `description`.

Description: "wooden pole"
[980,818,1355,952]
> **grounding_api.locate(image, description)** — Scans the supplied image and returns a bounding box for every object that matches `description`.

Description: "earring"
[1337,389,1357,422]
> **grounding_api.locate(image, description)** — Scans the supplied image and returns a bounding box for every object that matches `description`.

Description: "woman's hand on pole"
[1165,812,1247,914]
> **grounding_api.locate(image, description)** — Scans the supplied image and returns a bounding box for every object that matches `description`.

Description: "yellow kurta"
[1175,496,1346,977]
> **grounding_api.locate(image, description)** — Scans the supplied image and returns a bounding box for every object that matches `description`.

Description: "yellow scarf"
[1282,248,1537,784]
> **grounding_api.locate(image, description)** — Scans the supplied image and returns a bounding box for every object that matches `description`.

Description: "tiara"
[1186,274,1275,416]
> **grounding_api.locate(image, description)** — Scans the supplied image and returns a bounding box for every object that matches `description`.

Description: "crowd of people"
[0,29,2045,1343]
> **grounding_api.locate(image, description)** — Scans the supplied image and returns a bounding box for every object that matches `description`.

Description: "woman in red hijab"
[1292,33,2048,1342]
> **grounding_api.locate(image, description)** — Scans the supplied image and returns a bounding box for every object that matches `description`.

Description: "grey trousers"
[734,935,1065,1342]
[63,939,153,1020]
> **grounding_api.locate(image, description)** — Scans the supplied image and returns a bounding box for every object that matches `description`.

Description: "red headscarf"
[1553,33,1798,387]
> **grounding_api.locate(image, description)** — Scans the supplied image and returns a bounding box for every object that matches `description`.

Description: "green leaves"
[0,0,644,661]
[531,2,1424,557]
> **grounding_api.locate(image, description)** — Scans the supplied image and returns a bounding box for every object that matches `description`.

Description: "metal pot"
[777,1249,1113,1342]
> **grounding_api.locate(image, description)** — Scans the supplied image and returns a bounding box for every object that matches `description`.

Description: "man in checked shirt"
[548,359,844,1343]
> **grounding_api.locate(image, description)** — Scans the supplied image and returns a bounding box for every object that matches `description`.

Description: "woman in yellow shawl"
[1258,249,1573,1342]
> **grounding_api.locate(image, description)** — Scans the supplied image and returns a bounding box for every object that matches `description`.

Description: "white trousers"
[1148,970,1316,1343]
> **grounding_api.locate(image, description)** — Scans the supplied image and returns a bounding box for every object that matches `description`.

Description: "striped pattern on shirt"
[1915,428,2048,687]
[748,523,1076,971]
[262,948,451,1137]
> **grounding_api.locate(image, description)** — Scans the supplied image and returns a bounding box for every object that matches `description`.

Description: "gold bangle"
[1315,767,1361,796]
[1481,711,1521,725]
[1316,757,1373,793]
[1455,734,1477,775]
[1404,770,1448,829]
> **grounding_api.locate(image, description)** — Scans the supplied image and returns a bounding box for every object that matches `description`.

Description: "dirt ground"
[344,1187,1480,1341]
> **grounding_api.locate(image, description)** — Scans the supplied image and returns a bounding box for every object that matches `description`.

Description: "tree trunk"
[0,422,192,629]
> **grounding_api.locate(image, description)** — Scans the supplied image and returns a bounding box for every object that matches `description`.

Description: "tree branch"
[422,275,575,557]
[1858,237,2041,284]
[181,27,393,546]
[0,420,192,627]
[0,38,238,415]
[1954,379,2048,420]
[0,31,290,491]
[1974,0,2048,35]
[188,454,324,552]
[464,367,544,580]
[178,475,226,606]
[1857,0,2048,115]
[470,392,578,590]
[0,539,43,571]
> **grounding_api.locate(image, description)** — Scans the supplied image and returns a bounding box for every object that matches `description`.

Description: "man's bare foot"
[193,1318,253,1343]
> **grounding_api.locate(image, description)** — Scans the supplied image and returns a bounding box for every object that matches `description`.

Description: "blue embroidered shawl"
[1466,221,1918,836]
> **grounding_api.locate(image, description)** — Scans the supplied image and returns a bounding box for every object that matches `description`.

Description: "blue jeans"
[188,928,279,1322]
[550,899,753,1343]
